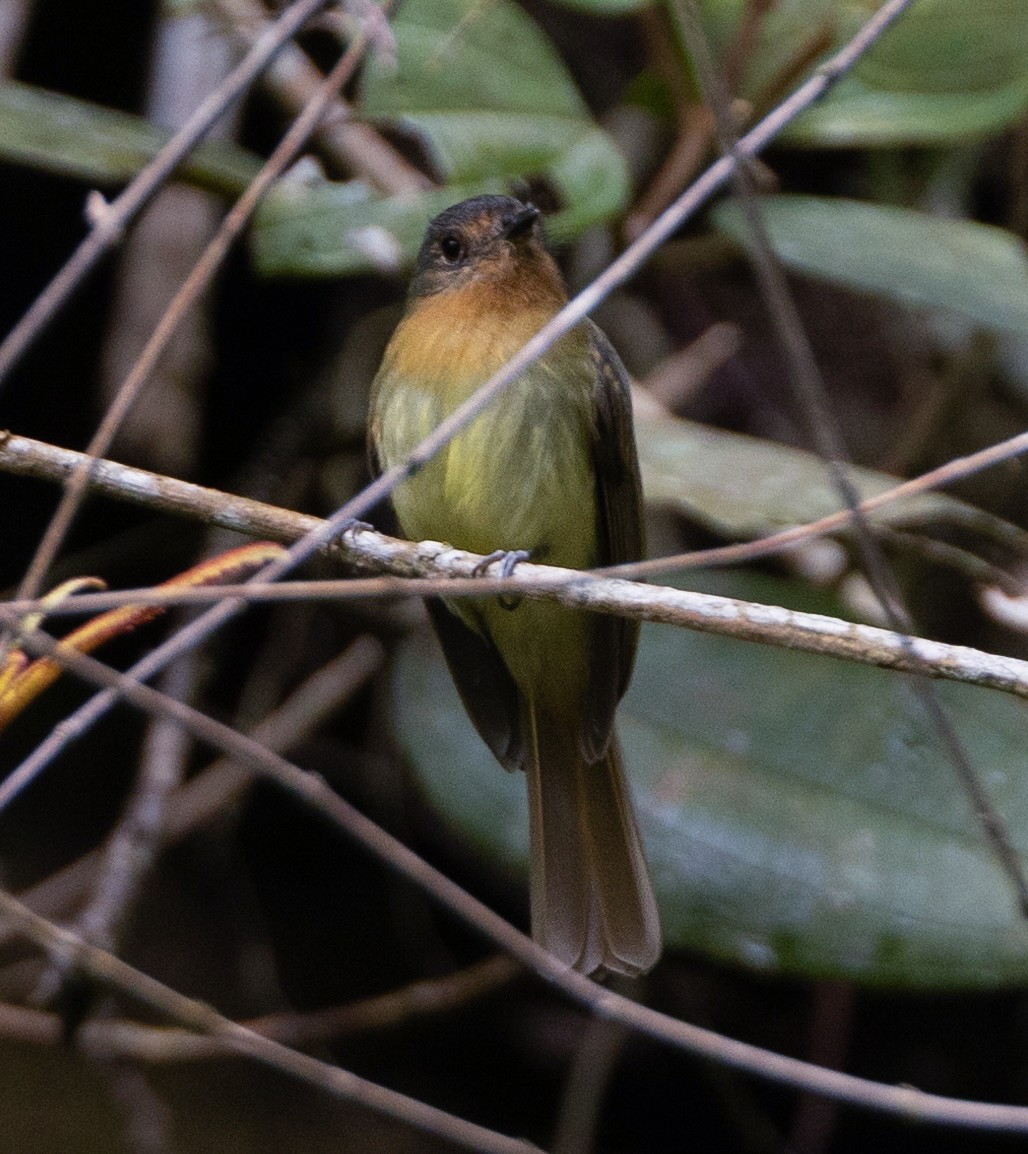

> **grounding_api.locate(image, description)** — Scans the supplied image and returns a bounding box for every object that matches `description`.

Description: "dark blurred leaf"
[392,569,1028,989]
[250,0,629,277]
[0,81,261,196]
[636,405,1028,561]
[711,196,1028,338]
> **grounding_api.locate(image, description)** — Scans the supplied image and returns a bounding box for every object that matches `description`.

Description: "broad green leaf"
[711,196,1028,338]
[251,0,629,277]
[694,0,1028,145]
[360,0,589,149]
[842,0,1028,96]
[391,569,1028,988]
[697,0,844,106]
[251,180,500,278]
[786,74,1028,147]
[0,81,260,196]
[789,0,1028,144]
[635,407,1028,559]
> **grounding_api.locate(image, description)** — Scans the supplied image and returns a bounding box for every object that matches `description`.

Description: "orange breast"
[385,276,564,387]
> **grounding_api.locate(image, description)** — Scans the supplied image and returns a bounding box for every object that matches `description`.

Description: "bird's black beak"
[503,203,540,240]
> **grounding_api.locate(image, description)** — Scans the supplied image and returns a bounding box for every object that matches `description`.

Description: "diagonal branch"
[0,883,538,1154]
[3,433,1028,704]
[0,0,924,821]
[667,0,1028,914]
[8,1,392,617]
[0,0,333,390]
[0,637,383,951]
[3,632,1028,1134]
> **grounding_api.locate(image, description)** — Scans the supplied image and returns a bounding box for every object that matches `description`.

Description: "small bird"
[368,195,660,977]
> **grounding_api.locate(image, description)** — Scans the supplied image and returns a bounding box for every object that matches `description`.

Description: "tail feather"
[526,707,660,977]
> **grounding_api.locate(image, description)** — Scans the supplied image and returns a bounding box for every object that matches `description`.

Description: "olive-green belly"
[372,358,599,712]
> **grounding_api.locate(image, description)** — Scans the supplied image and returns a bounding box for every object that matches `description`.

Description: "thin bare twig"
[98,7,238,474]
[8,1,391,619]
[106,1065,172,1154]
[0,885,539,1154]
[8,542,1028,704]
[0,0,32,77]
[0,0,332,390]
[0,956,519,1062]
[0,637,384,943]
[214,0,431,193]
[619,419,1028,576]
[669,0,1028,914]
[8,426,1028,585]
[553,1013,628,1154]
[5,438,1028,709]
[4,460,1028,793]
[2,634,1028,1134]
[31,648,198,1007]
[0,0,942,796]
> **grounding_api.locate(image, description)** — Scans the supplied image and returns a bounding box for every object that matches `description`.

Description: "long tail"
[525,706,661,977]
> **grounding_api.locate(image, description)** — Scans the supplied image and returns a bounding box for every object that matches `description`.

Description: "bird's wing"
[424,597,526,772]
[582,321,644,760]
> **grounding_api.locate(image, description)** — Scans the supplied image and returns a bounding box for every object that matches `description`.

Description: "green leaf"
[693,0,1028,144]
[538,126,630,241]
[786,74,1028,147]
[788,0,1028,144]
[251,0,629,277]
[391,568,1028,988]
[635,406,1028,559]
[711,196,1028,338]
[251,180,499,278]
[361,0,588,133]
[844,0,1028,97]
[0,81,261,196]
[698,0,843,107]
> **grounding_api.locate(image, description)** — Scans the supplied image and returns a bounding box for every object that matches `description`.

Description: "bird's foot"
[338,518,374,541]
[472,548,530,610]
[472,548,530,579]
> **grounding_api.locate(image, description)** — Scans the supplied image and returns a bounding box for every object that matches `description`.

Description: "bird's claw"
[338,518,373,541]
[472,549,531,610]
[472,548,530,579]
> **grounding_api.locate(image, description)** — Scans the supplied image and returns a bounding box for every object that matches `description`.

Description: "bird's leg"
[338,518,374,539]
[332,519,375,562]
[472,548,531,610]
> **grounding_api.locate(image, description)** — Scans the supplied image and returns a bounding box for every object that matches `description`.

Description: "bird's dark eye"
[439,234,464,263]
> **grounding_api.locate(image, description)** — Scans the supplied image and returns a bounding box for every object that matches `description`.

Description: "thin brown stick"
[669,0,1028,915]
[0,957,519,1062]
[30,651,198,1007]
[8,558,1028,702]
[0,0,925,863]
[0,885,538,1154]
[3,632,1028,1134]
[8,427,1028,585]
[8,1,390,617]
[106,1065,172,1154]
[4,448,1028,727]
[0,0,332,389]
[0,637,384,942]
[0,0,32,77]
[5,435,1028,704]
[214,0,431,193]
[553,1014,628,1154]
